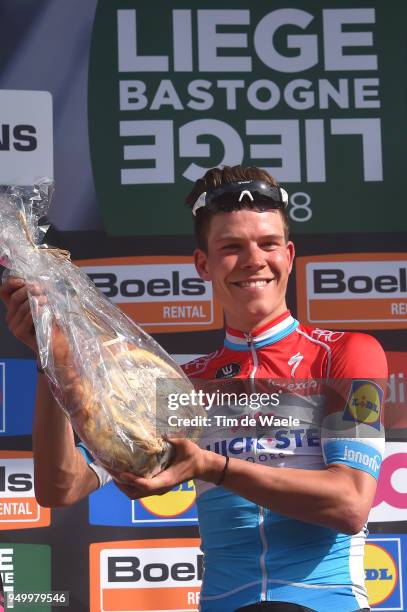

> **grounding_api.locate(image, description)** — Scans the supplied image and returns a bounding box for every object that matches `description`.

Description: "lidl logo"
[0,360,38,437]
[0,543,51,611]
[365,537,404,610]
[385,352,407,430]
[139,481,196,519]
[0,453,50,530]
[296,253,407,329]
[343,380,382,430]
[90,539,202,612]
[76,256,223,333]
[89,480,197,527]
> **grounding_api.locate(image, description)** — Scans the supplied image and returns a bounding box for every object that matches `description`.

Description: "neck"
[225,303,289,334]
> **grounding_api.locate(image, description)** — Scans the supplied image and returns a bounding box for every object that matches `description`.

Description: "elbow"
[35,484,80,508]
[333,501,368,535]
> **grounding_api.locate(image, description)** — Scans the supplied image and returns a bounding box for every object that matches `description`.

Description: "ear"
[286,240,295,274]
[194,248,211,281]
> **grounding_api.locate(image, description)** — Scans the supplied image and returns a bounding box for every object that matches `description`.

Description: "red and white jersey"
[183,310,388,382]
[182,310,387,612]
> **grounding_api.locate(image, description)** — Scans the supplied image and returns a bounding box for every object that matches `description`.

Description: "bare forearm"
[33,375,98,506]
[204,452,374,534]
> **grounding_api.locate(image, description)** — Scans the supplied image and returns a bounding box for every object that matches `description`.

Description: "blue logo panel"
[89,480,198,527]
[0,359,37,436]
[367,534,406,611]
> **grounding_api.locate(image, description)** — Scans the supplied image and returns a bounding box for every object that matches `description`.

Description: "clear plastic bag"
[0,181,196,477]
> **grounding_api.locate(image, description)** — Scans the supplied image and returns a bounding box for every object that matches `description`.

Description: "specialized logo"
[0,90,53,185]
[385,352,407,429]
[343,380,382,430]
[0,359,38,437]
[288,352,303,376]
[90,539,202,612]
[296,253,407,329]
[365,538,402,610]
[0,544,51,611]
[89,481,198,527]
[215,362,241,379]
[311,329,344,343]
[76,256,223,333]
[370,443,407,523]
[0,452,50,530]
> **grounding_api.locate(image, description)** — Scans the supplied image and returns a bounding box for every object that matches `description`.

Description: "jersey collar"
[224,311,299,351]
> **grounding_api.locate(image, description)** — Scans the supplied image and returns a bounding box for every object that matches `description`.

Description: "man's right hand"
[0,276,41,353]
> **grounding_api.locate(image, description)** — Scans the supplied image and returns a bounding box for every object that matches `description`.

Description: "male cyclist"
[1,165,386,612]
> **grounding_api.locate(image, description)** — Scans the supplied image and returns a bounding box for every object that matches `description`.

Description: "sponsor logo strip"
[297,253,407,329]
[0,90,53,185]
[90,539,202,612]
[76,257,223,333]
[89,480,197,527]
[365,536,404,610]
[0,452,50,530]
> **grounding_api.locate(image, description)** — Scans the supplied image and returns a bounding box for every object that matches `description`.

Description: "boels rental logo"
[76,256,223,333]
[365,536,405,611]
[296,253,407,329]
[89,480,197,527]
[90,538,202,612]
[0,452,50,530]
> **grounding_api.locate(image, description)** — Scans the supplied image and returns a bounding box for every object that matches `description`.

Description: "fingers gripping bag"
[0,181,197,477]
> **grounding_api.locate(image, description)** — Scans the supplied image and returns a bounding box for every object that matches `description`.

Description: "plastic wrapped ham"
[0,181,196,477]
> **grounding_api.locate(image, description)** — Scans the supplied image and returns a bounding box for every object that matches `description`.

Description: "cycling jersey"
[182,311,387,612]
[83,310,386,612]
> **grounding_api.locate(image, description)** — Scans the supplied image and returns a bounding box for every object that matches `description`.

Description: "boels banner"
[76,256,223,333]
[87,1,407,237]
[296,253,407,330]
[89,536,407,612]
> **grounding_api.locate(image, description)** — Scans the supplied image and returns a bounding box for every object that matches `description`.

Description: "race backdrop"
[0,1,406,611]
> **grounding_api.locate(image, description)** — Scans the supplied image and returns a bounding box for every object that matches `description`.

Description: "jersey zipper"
[245,333,268,602]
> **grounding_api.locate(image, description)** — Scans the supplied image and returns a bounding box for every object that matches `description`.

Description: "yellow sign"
[140,480,196,517]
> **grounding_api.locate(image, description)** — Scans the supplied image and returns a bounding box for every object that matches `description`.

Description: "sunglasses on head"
[192,180,289,216]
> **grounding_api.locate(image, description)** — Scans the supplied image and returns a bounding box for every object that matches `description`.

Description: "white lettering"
[180,119,243,181]
[254,9,318,72]
[120,120,174,184]
[323,9,377,71]
[247,119,301,182]
[198,10,251,71]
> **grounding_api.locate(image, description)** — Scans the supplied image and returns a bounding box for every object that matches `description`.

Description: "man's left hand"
[110,437,222,499]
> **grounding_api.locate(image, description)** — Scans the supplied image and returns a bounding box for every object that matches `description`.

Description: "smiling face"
[194,209,295,332]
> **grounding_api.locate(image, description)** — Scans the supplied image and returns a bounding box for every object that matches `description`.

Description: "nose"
[240,242,266,270]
